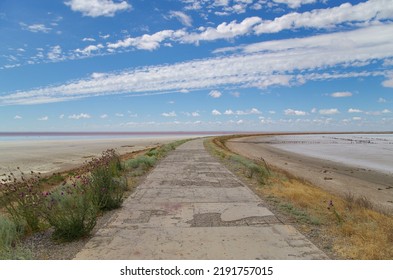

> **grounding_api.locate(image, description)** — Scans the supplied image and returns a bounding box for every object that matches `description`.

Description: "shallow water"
[267,134,393,175]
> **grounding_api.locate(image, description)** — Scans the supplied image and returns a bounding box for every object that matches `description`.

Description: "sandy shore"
[0,136,189,178]
[227,135,393,212]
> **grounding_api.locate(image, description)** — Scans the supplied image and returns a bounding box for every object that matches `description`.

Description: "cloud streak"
[254,0,393,35]
[1,23,393,106]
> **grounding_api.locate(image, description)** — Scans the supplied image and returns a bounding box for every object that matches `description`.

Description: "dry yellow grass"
[206,136,393,260]
[262,177,393,259]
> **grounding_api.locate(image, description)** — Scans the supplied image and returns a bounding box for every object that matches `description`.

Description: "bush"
[126,155,156,170]
[42,177,98,241]
[0,170,45,232]
[146,148,158,157]
[90,166,127,210]
[88,150,127,210]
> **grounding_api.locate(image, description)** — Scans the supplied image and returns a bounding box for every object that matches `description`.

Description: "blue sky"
[0,0,392,132]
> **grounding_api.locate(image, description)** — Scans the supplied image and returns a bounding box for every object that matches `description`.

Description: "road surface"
[75,138,327,259]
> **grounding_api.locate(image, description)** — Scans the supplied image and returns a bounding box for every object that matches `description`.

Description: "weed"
[0,169,45,232]
[42,177,98,241]
[87,149,127,210]
[344,192,375,212]
[90,166,127,210]
[279,202,320,225]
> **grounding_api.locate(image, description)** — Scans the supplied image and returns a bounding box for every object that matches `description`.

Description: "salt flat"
[266,134,393,175]
[0,137,184,177]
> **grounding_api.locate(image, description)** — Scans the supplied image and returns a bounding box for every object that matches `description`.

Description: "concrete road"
[74,139,327,259]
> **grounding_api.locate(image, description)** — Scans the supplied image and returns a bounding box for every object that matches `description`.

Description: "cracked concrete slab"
[74,138,328,260]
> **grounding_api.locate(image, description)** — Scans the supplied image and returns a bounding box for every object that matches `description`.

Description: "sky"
[0,0,392,132]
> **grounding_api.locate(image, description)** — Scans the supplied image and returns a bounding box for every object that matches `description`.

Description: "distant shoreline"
[1,130,392,137]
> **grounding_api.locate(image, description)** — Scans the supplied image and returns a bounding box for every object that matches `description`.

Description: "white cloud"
[273,0,316,9]
[2,24,393,106]
[75,44,104,56]
[59,114,65,119]
[184,111,200,117]
[47,45,63,61]
[38,116,48,121]
[182,17,262,43]
[352,117,362,121]
[236,119,244,124]
[269,110,276,114]
[14,115,22,119]
[65,0,131,17]
[83,37,96,42]
[20,23,52,33]
[107,30,179,51]
[209,90,222,98]
[249,108,262,115]
[348,108,363,113]
[378,97,387,103]
[100,34,111,39]
[212,109,222,115]
[382,73,393,88]
[68,113,91,119]
[319,108,340,115]
[162,111,177,117]
[284,109,307,116]
[254,0,393,35]
[91,72,107,79]
[382,109,391,113]
[169,11,193,27]
[227,108,262,115]
[100,114,108,119]
[331,91,352,98]
[115,113,124,117]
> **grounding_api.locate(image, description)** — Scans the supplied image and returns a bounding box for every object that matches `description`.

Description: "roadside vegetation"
[205,135,393,259]
[0,139,188,259]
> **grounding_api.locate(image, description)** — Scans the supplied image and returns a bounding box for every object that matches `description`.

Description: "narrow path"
[75,139,327,259]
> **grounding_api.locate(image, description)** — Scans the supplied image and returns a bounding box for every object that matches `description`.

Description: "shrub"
[88,149,127,210]
[0,170,45,232]
[146,148,158,157]
[42,177,98,241]
[126,155,156,170]
[90,166,127,210]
